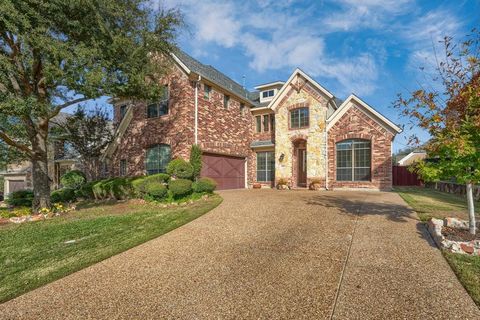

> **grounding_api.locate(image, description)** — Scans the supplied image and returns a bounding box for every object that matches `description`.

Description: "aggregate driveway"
[1,190,479,319]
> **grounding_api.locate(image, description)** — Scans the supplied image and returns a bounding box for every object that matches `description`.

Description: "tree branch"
[0,130,32,156]
[50,97,90,118]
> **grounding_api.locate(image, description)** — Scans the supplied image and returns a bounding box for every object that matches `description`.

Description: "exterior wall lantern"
[279,153,285,162]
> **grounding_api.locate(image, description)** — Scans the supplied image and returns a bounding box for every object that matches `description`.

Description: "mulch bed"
[442,226,480,241]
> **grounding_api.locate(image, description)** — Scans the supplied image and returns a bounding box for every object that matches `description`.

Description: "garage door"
[201,153,245,190]
[8,180,26,193]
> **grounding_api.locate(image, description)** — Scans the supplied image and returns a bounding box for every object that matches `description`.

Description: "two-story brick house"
[103,50,401,190]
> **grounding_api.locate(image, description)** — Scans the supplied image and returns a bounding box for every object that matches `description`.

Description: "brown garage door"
[201,153,245,190]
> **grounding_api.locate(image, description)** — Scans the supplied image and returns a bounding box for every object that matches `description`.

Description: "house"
[103,50,401,190]
[1,113,80,195]
[396,150,427,166]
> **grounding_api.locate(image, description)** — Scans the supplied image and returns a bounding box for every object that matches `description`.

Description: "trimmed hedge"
[51,188,76,203]
[75,181,96,199]
[132,173,169,196]
[6,190,34,207]
[92,177,136,200]
[60,170,86,190]
[166,159,194,180]
[192,177,217,194]
[144,183,168,200]
[168,179,193,198]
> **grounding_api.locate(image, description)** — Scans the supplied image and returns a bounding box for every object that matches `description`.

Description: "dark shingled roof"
[174,50,256,104]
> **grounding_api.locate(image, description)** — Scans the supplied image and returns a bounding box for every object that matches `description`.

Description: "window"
[119,159,127,176]
[147,85,169,118]
[336,139,371,181]
[290,107,309,128]
[256,151,275,182]
[256,116,262,133]
[270,114,275,131]
[223,94,230,108]
[119,104,127,120]
[262,90,275,98]
[145,144,171,175]
[204,84,211,100]
[240,103,245,115]
[263,114,270,132]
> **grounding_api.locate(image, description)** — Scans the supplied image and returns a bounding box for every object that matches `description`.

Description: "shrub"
[0,207,32,218]
[75,181,96,199]
[144,182,168,200]
[168,179,193,198]
[132,173,170,195]
[6,190,34,207]
[190,144,202,180]
[92,177,135,200]
[192,177,217,193]
[51,188,76,203]
[166,159,194,180]
[60,170,86,190]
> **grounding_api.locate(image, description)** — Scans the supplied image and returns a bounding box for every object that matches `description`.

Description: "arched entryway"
[292,138,307,187]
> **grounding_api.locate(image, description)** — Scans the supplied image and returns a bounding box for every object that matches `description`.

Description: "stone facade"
[273,76,329,188]
[328,102,395,190]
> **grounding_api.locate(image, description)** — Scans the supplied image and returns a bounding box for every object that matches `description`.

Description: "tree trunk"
[31,134,51,211]
[466,182,476,235]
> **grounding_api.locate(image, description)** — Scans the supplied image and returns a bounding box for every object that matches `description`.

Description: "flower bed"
[427,217,480,255]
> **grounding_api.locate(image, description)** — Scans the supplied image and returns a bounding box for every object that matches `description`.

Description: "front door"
[297,148,307,187]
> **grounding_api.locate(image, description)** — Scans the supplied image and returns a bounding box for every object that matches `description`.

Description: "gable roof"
[172,50,255,104]
[397,150,426,165]
[268,68,335,110]
[326,94,402,134]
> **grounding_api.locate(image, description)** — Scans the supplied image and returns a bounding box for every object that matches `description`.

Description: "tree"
[52,106,114,181]
[0,1,183,210]
[190,144,202,180]
[395,30,480,234]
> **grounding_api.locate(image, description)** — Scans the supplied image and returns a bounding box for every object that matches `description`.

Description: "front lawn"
[395,186,480,307]
[0,195,222,303]
[394,186,480,222]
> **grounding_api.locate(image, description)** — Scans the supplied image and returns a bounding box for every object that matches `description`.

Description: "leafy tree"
[53,106,114,181]
[190,144,202,180]
[0,1,183,210]
[395,30,480,234]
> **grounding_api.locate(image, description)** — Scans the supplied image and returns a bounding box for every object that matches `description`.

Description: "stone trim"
[428,218,480,256]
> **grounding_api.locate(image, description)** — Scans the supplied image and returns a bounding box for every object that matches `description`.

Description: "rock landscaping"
[428,217,480,256]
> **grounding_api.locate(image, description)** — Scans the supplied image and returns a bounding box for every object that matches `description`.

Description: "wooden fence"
[392,166,422,186]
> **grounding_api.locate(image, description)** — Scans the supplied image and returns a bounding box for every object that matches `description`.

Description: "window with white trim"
[336,139,371,181]
[147,85,169,118]
[256,151,275,182]
[262,90,275,98]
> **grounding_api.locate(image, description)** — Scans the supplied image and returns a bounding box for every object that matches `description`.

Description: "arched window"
[336,139,371,181]
[145,144,171,175]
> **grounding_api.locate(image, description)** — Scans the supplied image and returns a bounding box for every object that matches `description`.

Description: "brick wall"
[327,103,394,190]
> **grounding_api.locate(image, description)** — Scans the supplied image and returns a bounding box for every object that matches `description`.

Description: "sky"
[70,0,479,153]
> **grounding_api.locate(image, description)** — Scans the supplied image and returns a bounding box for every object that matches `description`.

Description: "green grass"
[444,251,480,307]
[395,187,480,307]
[0,195,222,303]
[394,186,480,222]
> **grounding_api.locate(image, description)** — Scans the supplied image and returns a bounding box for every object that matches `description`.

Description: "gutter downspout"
[194,75,201,145]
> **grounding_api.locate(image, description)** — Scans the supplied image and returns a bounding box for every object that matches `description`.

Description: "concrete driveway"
[1,190,479,319]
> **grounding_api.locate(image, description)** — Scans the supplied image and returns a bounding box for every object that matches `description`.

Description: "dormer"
[254,81,285,104]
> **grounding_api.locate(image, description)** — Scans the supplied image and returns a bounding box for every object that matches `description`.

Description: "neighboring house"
[0,113,80,195]
[104,50,402,190]
[396,150,427,166]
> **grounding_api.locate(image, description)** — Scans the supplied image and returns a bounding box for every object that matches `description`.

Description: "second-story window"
[240,103,245,115]
[263,114,270,132]
[290,107,309,129]
[204,84,211,100]
[147,85,169,118]
[271,114,275,131]
[224,94,230,109]
[256,116,261,133]
[262,90,275,98]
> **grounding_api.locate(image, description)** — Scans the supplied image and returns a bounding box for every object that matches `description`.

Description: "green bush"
[192,177,217,193]
[0,207,32,218]
[190,144,202,180]
[6,190,34,207]
[51,188,76,203]
[92,177,136,200]
[60,170,86,190]
[75,181,96,199]
[144,182,168,200]
[168,179,193,198]
[166,159,194,180]
[132,173,170,195]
